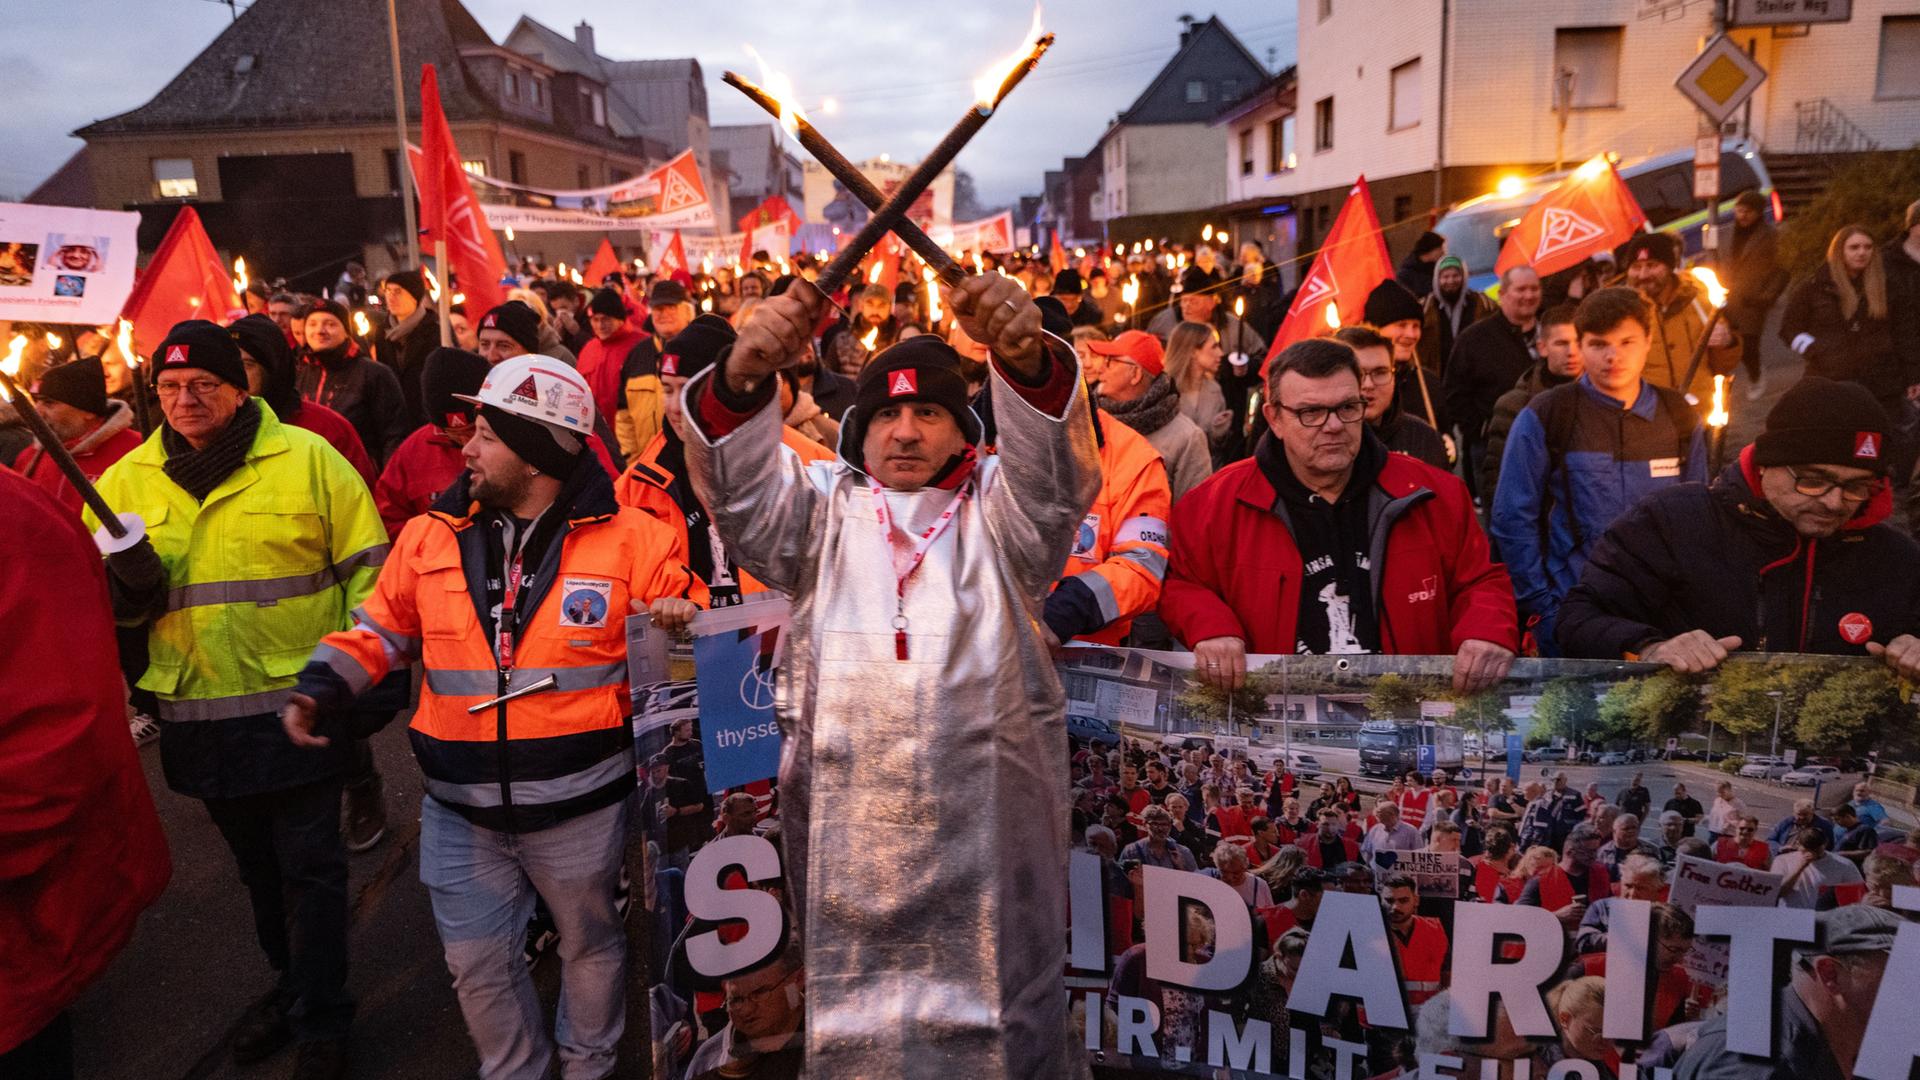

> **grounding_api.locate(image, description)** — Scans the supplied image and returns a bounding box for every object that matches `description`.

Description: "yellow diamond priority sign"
[1677,34,1767,124]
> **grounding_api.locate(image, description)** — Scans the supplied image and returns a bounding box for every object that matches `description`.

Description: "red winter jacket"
[1162,448,1519,655]
[375,424,466,538]
[287,399,378,492]
[0,471,171,1052]
[10,399,145,517]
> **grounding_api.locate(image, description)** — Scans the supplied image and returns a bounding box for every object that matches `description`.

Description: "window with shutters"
[1554,26,1623,108]
[1389,58,1422,131]
[1877,16,1920,99]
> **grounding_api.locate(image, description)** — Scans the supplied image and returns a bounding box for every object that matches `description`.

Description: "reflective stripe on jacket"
[87,402,388,722]
[306,465,696,832]
[615,428,833,602]
[1055,411,1171,644]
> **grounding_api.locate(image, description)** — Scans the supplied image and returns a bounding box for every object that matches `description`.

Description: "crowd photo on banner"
[8,8,1920,1080]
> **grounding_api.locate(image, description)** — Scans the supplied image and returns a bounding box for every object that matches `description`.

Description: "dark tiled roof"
[77,0,501,135]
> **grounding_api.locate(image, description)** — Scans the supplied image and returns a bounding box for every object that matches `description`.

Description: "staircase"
[1761,99,1885,216]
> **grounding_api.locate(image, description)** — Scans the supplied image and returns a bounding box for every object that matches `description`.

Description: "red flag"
[417,64,508,315]
[1495,156,1647,280]
[1049,231,1068,273]
[653,231,689,282]
[582,237,621,287]
[737,196,801,266]
[1264,177,1392,369]
[120,205,239,355]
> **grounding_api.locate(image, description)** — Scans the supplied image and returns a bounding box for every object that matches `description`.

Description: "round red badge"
[1838,612,1873,645]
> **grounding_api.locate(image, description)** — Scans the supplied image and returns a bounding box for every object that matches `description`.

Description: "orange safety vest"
[313,481,696,832]
[615,428,832,601]
[1393,915,1448,1006]
[1053,411,1171,644]
[1472,856,1526,904]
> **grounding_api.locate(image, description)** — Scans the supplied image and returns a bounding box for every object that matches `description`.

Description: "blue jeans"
[419,796,629,1080]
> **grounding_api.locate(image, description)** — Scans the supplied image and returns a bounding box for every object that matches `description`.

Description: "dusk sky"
[1,0,1295,208]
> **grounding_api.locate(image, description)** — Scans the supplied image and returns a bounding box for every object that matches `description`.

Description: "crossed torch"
[722,14,1054,304]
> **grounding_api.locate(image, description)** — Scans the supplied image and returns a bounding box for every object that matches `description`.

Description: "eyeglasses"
[1357,367,1394,388]
[155,378,226,401]
[725,971,795,1010]
[1786,469,1877,501]
[1275,398,1365,428]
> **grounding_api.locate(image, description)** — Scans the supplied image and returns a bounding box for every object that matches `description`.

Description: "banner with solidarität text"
[632,638,1920,1080]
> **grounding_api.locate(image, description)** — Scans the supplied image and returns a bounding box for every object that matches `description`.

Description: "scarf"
[385,301,429,344]
[1433,287,1472,338]
[161,397,262,502]
[1099,373,1181,437]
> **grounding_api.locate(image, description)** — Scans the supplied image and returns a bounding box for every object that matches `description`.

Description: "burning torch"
[1680,265,1730,400]
[0,336,142,552]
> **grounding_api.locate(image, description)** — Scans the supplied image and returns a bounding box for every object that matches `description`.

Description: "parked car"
[1527,747,1569,764]
[1782,764,1841,787]
[1596,751,1630,766]
[1739,756,1791,780]
[1248,746,1322,780]
[1160,733,1216,754]
[1068,713,1122,748]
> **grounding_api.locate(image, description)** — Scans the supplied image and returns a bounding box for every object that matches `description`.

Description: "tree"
[950,169,992,224]
[1631,671,1703,742]
[1596,678,1645,744]
[1367,673,1422,722]
[1178,673,1273,731]
[1531,677,1599,746]
[1778,146,1920,276]
[1795,665,1909,752]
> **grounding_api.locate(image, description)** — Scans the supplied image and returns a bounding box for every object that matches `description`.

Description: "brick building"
[41,0,666,289]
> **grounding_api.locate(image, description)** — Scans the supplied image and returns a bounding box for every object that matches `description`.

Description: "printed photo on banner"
[0,202,139,324]
[641,644,1917,1080]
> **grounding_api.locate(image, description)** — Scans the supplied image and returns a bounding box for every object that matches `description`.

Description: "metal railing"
[1794,98,1882,155]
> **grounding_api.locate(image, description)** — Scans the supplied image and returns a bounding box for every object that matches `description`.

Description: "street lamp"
[1766,689,1784,759]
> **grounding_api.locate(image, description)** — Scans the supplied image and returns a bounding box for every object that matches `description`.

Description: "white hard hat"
[453,354,595,442]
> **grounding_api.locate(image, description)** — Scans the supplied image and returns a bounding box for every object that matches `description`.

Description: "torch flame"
[1234,296,1244,319]
[860,327,879,351]
[1325,304,1342,330]
[46,332,62,351]
[777,257,791,277]
[867,261,885,285]
[927,279,942,324]
[1708,375,1730,428]
[702,254,714,276]
[1121,276,1139,306]
[232,255,249,296]
[353,310,372,338]
[422,265,441,302]
[505,226,516,242]
[116,319,136,369]
[744,44,807,138]
[452,292,466,306]
[701,296,714,312]
[1573,155,1610,182]
[0,334,22,402]
[973,4,1046,108]
[570,269,583,285]
[1689,265,1727,309]
[1202,224,1214,243]
[972,251,985,275]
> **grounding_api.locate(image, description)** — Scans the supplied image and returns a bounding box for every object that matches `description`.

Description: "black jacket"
[374,307,440,427]
[1557,448,1920,659]
[294,341,411,463]
[1479,362,1575,500]
[1444,313,1537,440]
[1778,264,1910,405]
[1372,394,1450,472]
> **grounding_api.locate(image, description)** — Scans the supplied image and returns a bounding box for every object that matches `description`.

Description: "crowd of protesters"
[1073,736,1917,1078]
[4,191,1920,1080]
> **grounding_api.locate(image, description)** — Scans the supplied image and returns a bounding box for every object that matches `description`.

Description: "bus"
[1357,720,1466,780]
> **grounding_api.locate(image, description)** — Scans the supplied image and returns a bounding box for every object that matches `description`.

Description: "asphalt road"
[69,722,656,1080]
